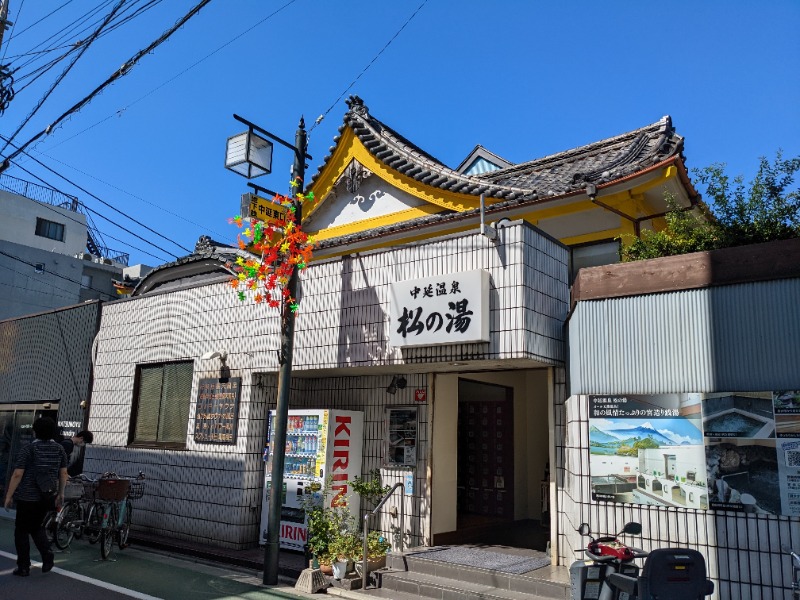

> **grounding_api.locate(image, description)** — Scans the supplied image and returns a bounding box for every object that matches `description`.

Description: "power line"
[45,0,298,153]
[1,134,189,255]
[309,0,429,134]
[0,261,87,303]
[0,0,213,167]
[1,0,127,155]
[35,149,230,242]
[7,158,176,261]
[0,248,116,299]
[0,168,169,263]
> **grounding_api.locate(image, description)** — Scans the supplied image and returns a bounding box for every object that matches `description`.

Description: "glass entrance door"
[0,406,58,498]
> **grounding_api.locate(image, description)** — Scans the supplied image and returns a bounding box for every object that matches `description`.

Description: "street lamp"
[225,113,310,586]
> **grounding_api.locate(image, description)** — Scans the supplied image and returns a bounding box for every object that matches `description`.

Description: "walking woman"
[3,417,68,576]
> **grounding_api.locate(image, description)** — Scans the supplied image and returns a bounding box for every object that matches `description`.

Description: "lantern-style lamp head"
[225,128,273,178]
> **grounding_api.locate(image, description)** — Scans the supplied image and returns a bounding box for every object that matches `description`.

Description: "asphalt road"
[0,516,312,600]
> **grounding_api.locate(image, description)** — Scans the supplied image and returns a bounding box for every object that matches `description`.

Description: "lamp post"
[225,114,309,585]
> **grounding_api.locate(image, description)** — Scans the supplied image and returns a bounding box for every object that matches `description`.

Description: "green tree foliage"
[621,151,800,261]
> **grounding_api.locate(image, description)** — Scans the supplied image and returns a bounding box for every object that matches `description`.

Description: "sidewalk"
[1,513,307,581]
[0,515,315,600]
[129,528,307,580]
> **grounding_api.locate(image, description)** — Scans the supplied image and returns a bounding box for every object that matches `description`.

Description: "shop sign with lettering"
[389,269,490,347]
[194,377,242,444]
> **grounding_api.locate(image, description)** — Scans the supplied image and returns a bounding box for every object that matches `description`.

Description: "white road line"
[0,549,164,600]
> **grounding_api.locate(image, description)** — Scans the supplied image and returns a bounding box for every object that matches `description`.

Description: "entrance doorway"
[457,379,514,527]
[0,404,59,499]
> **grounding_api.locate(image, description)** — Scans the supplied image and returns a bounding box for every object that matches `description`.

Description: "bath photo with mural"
[588,394,708,509]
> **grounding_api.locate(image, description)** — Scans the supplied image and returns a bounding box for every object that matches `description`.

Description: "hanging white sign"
[389,269,490,347]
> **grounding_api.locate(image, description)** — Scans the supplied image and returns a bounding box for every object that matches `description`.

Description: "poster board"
[385,406,418,467]
[193,378,242,444]
[587,390,800,516]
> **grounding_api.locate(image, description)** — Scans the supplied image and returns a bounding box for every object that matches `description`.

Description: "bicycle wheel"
[43,511,58,545]
[118,505,132,550]
[100,504,117,560]
[86,502,102,544]
[55,502,82,550]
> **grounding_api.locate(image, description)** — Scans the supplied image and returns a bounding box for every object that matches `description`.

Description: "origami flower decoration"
[228,184,317,312]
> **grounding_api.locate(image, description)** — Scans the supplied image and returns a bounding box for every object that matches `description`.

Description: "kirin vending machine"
[259,409,364,550]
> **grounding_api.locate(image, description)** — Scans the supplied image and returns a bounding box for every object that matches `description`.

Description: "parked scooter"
[570,521,648,600]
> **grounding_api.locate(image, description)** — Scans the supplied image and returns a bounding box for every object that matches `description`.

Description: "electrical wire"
[0,260,93,304]
[0,0,213,167]
[1,134,189,254]
[1,0,128,155]
[0,0,26,64]
[46,0,298,153]
[309,0,429,134]
[0,248,116,300]
[7,159,176,261]
[0,0,77,44]
[35,149,230,242]
[0,168,169,263]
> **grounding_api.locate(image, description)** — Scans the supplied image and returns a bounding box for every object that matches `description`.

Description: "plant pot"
[332,559,350,580]
[319,563,333,576]
[355,555,386,576]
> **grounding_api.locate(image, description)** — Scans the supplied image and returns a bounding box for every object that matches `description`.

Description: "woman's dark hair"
[32,417,58,441]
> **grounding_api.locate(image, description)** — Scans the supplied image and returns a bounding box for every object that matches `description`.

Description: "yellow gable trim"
[306,127,502,222]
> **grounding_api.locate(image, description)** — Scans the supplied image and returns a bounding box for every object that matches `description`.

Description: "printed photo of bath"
[588,394,708,509]
[702,392,775,439]
[706,439,780,515]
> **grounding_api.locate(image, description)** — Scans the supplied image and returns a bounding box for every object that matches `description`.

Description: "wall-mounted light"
[387,375,407,395]
[201,350,230,381]
[201,350,228,366]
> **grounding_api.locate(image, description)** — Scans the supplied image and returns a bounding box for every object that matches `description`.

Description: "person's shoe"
[12,567,30,577]
[42,553,54,573]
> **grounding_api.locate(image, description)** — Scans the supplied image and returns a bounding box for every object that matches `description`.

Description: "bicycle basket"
[64,479,84,500]
[128,480,145,500]
[96,478,130,502]
[82,480,98,501]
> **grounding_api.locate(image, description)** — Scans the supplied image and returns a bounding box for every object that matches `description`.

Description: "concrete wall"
[0,190,87,255]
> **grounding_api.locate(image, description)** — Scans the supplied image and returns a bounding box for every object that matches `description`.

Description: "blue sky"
[1,1,798,267]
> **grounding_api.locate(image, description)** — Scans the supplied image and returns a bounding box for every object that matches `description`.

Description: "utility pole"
[263,117,307,586]
[0,0,10,48]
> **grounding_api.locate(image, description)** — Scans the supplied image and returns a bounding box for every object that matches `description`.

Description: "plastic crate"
[63,479,83,501]
[128,480,145,500]
[96,478,130,502]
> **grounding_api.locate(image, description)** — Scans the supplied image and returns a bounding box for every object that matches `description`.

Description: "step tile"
[381,569,558,600]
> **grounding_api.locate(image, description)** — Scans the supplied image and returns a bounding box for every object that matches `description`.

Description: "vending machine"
[259,409,364,550]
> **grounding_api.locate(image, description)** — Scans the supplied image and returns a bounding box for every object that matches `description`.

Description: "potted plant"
[354,530,391,573]
[329,528,361,580]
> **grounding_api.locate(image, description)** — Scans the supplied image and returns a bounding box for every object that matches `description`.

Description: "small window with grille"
[130,361,193,449]
[35,217,65,242]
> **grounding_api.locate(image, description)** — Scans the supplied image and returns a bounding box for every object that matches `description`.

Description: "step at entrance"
[361,547,570,600]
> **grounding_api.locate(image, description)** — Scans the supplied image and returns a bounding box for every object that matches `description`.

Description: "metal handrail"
[362,482,403,590]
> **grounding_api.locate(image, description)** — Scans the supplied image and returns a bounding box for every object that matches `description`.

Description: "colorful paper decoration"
[227,178,316,312]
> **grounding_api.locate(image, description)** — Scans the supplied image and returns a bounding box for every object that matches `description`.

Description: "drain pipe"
[479,193,498,241]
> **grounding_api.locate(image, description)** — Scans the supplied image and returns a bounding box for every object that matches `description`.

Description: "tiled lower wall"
[555,390,800,600]
[85,372,428,552]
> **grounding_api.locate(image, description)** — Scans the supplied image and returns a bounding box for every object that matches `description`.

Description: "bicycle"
[53,475,102,550]
[94,472,145,560]
[784,545,800,599]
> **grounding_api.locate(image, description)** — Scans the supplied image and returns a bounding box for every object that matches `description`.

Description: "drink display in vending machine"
[259,409,364,550]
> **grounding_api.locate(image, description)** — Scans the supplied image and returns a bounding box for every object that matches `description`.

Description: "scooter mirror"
[577,523,591,536]
[622,522,642,535]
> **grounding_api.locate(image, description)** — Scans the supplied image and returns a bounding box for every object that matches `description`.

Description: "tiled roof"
[309,96,686,251]
[308,95,684,203]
